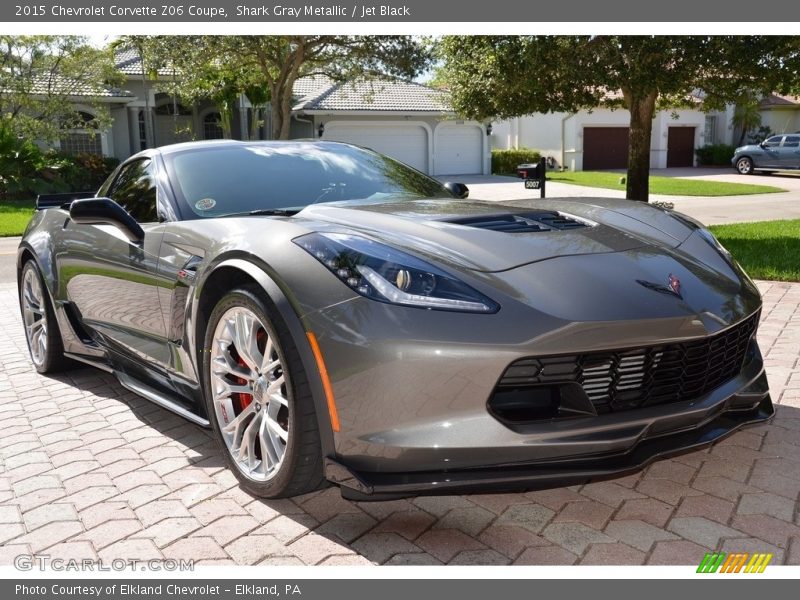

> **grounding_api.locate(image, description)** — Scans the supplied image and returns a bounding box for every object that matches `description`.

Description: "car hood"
[294,197,697,273]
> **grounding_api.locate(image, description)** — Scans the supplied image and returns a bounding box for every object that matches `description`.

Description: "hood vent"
[445,211,588,233]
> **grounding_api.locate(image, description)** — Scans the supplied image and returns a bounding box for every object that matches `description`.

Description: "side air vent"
[446,211,588,233]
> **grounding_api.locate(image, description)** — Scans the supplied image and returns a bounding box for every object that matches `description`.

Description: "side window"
[106,159,158,222]
[783,135,800,148]
[763,136,783,148]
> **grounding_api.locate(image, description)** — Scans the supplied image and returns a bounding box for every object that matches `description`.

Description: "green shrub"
[492,148,542,175]
[0,125,118,200]
[695,143,736,166]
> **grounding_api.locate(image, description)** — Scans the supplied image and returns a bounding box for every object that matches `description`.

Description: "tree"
[439,36,800,201]
[0,36,120,142]
[731,94,763,146]
[126,36,432,141]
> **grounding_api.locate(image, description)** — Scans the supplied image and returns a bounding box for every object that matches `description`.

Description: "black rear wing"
[36,192,97,210]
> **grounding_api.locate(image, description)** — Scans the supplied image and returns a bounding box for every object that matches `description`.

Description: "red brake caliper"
[233,329,267,412]
[233,353,252,411]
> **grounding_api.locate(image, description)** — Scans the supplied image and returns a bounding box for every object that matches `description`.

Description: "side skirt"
[116,372,210,428]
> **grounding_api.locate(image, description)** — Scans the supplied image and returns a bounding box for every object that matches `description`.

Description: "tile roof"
[115,47,178,77]
[292,75,334,102]
[293,78,452,113]
[759,93,800,108]
[27,74,134,99]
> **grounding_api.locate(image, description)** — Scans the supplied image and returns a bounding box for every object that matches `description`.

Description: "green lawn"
[709,220,800,282]
[546,171,786,196]
[0,199,35,236]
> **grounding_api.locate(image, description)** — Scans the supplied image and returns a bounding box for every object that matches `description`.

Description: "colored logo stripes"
[696,552,773,573]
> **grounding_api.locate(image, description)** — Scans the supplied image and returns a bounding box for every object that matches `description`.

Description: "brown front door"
[583,127,630,170]
[667,127,696,168]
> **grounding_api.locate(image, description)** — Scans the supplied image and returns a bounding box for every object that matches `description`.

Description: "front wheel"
[735,157,754,175]
[202,286,325,498]
[19,260,70,374]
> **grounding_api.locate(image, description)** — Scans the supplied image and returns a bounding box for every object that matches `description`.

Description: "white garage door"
[325,122,429,173]
[435,124,483,175]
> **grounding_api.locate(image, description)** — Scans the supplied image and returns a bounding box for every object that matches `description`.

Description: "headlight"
[294,232,499,313]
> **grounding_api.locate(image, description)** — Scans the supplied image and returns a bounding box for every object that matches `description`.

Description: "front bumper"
[325,371,775,501]
[325,361,772,501]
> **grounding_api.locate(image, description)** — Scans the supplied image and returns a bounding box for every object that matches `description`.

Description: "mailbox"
[517,158,547,198]
[516,163,540,180]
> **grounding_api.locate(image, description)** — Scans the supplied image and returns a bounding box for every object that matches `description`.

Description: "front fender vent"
[446,211,588,233]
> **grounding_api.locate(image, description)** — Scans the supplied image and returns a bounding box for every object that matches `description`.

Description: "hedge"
[492,148,542,175]
[695,144,736,166]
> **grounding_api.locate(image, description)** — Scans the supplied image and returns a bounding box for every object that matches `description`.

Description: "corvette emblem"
[636,274,683,299]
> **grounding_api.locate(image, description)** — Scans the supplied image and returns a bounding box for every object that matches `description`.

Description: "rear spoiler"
[36,192,97,210]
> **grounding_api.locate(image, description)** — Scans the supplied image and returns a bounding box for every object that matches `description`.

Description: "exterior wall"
[760,108,800,136]
[491,113,565,163]
[493,106,723,171]
[109,106,130,160]
[650,109,706,169]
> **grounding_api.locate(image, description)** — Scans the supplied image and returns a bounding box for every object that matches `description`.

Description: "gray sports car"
[17,140,772,500]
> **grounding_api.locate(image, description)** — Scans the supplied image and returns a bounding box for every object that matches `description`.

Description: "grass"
[546,171,786,196]
[709,219,800,282]
[0,199,35,236]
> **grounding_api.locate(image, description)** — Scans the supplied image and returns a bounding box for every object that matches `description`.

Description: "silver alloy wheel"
[22,267,47,367]
[737,158,752,174]
[209,306,289,481]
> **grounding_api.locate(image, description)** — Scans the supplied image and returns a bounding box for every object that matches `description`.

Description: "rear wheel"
[202,286,325,498]
[735,157,754,175]
[19,260,70,373]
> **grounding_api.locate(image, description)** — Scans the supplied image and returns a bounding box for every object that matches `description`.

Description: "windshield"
[163,142,452,218]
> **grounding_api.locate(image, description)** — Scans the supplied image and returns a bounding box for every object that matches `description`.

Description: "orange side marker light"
[306,331,340,432]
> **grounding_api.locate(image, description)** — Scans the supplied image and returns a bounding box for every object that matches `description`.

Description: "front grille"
[497,311,760,414]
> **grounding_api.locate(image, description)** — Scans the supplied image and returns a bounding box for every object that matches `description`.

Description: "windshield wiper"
[221,208,300,218]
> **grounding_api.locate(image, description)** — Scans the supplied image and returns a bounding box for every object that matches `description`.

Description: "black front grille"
[497,311,760,414]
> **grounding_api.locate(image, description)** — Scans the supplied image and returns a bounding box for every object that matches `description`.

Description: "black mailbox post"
[517,157,547,198]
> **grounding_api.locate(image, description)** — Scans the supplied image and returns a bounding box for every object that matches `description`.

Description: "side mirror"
[69,198,145,244]
[443,182,469,199]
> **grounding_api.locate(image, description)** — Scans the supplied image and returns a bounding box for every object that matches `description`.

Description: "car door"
[779,135,800,168]
[758,135,783,168]
[59,157,171,367]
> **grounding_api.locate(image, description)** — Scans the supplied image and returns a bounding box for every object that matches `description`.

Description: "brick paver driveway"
[1,281,799,566]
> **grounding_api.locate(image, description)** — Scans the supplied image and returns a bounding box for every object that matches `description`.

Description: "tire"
[735,157,754,175]
[201,285,326,498]
[19,260,71,374]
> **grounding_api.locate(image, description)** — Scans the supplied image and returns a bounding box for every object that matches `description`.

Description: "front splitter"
[327,394,774,501]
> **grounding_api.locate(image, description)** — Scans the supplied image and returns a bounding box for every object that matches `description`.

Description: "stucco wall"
[760,109,800,136]
[492,106,727,171]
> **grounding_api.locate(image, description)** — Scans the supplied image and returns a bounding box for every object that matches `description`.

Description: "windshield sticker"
[195,198,216,211]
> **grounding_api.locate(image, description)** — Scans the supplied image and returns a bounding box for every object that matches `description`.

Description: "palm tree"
[732,94,763,146]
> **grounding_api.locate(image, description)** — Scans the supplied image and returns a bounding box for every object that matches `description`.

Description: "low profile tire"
[19,260,70,374]
[202,285,326,498]
[735,157,754,175]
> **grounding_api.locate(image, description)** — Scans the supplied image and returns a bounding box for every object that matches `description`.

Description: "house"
[21,75,135,157]
[492,104,735,171]
[56,50,490,176]
[758,94,800,135]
